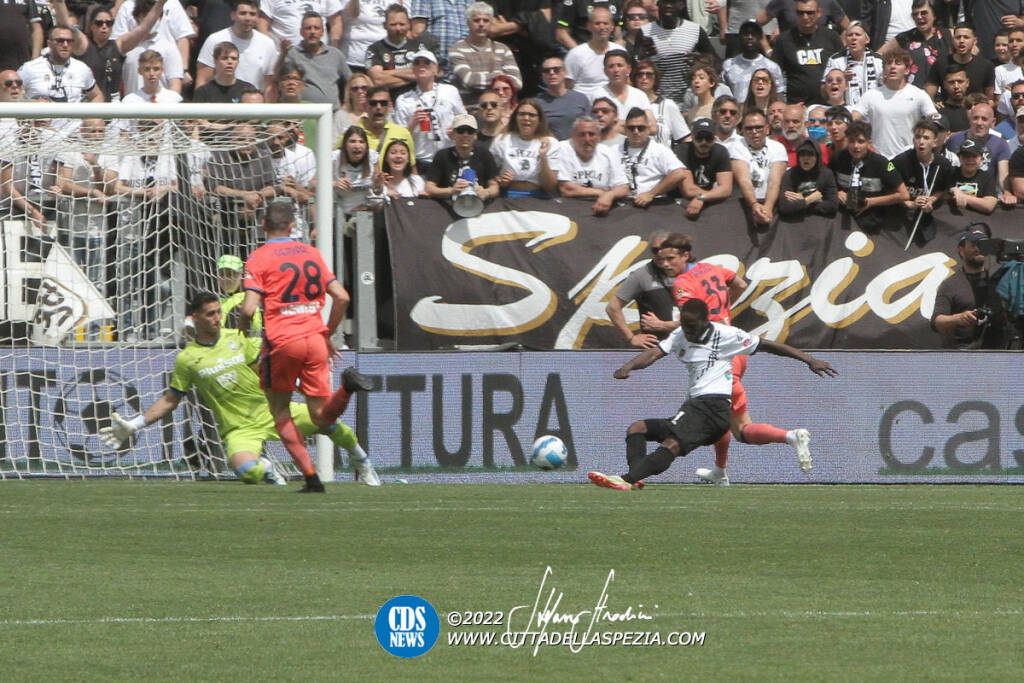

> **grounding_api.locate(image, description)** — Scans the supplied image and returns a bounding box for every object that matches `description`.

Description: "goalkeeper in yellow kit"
[99,291,380,486]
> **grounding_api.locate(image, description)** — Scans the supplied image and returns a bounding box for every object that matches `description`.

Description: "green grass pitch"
[2,481,1023,681]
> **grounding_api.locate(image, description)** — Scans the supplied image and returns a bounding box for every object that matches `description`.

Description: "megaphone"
[453,185,484,218]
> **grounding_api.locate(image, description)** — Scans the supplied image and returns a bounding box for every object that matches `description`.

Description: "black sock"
[306,472,322,486]
[623,446,676,483]
[625,432,647,468]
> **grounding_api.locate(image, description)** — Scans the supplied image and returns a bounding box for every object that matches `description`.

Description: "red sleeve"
[243,247,267,294]
[717,264,737,284]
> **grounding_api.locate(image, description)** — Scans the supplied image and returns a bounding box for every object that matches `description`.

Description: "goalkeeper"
[100,291,380,486]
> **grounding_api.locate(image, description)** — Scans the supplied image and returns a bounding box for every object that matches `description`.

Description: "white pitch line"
[655,608,1024,619]
[3,608,1023,628]
[0,614,375,627]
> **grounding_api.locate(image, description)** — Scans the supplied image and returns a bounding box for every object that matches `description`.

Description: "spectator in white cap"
[393,48,467,176]
[425,112,500,201]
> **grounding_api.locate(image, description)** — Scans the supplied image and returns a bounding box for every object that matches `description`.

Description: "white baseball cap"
[408,49,438,65]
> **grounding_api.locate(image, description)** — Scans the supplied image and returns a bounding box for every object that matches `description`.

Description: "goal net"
[0,102,339,480]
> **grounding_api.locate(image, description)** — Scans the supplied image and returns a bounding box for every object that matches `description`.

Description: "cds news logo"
[374,595,440,658]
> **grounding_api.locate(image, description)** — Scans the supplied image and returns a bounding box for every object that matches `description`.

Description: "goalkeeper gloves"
[98,412,147,447]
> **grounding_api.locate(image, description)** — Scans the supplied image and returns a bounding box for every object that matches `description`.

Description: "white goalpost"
[0,101,342,481]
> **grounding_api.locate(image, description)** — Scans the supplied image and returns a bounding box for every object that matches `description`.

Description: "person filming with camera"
[931,226,1008,349]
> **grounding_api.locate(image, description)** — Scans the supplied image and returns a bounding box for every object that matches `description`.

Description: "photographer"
[931,227,1007,349]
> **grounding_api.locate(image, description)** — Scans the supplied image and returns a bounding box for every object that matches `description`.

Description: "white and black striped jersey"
[658,322,760,398]
[640,19,707,110]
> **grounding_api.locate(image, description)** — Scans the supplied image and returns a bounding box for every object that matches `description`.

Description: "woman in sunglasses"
[632,58,688,146]
[742,67,783,118]
[620,0,651,55]
[490,99,558,198]
[333,73,373,141]
[488,74,518,127]
[74,1,166,103]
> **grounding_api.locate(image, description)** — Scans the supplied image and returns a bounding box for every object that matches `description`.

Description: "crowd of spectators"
[3,0,1024,344]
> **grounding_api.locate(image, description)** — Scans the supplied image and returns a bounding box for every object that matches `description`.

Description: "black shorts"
[644,395,732,456]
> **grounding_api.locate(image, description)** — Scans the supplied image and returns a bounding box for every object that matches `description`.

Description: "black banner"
[385,197,1021,350]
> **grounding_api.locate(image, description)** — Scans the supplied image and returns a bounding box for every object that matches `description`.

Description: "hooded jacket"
[779,138,839,217]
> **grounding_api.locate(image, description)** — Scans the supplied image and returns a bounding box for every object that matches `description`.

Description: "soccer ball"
[530,436,567,470]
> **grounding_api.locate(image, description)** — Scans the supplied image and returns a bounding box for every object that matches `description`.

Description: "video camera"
[961,221,1024,262]
[976,237,1024,262]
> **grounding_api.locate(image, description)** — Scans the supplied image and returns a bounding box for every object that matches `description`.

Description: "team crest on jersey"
[229,339,238,351]
[216,370,238,389]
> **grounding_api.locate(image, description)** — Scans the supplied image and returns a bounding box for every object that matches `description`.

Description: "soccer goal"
[0,101,342,481]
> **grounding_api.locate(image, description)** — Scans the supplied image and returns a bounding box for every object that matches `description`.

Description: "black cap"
[739,19,763,36]
[958,138,983,155]
[958,228,989,245]
[692,118,714,138]
[933,112,951,131]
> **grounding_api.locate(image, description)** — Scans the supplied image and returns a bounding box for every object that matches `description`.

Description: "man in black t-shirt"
[891,118,953,243]
[192,42,253,102]
[931,227,1007,349]
[937,64,970,133]
[674,118,734,218]
[425,113,500,199]
[828,120,908,231]
[771,0,844,105]
[365,4,431,99]
[1007,116,1024,199]
[555,0,619,50]
[926,23,995,101]
[760,0,847,33]
[0,0,41,71]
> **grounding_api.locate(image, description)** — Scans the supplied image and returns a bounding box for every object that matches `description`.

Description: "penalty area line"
[0,614,376,627]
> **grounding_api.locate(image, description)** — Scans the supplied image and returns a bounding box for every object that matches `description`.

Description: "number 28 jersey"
[243,237,337,346]
[673,262,737,324]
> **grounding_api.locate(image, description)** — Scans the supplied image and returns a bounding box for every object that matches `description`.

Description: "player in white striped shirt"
[590,298,836,490]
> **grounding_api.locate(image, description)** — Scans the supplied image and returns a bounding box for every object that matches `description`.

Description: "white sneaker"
[351,456,381,487]
[695,467,730,486]
[787,429,812,473]
[261,457,288,486]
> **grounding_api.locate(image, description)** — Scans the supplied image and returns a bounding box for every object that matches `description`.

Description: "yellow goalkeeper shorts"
[223,422,277,457]
[222,404,319,457]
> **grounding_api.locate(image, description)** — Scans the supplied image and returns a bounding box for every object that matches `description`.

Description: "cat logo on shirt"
[796,49,823,66]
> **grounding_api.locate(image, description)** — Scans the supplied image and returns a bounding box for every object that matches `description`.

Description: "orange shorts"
[260,334,331,397]
[731,355,748,418]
